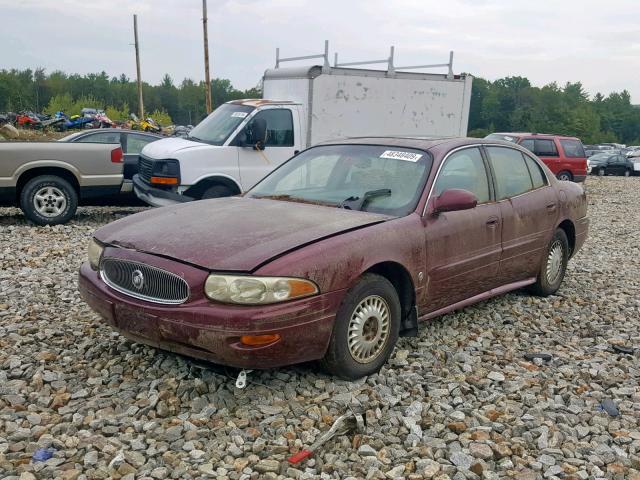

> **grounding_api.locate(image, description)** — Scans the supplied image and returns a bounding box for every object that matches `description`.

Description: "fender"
[190,173,243,192]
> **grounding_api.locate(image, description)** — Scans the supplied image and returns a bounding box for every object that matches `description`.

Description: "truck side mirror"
[249,117,267,151]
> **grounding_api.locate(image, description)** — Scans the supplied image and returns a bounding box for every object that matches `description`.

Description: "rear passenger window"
[523,155,547,189]
[559,139,585,158]
[434,147,490,204]
[487,147,533,200]
[520,139,534,152]
[534,139,558,157]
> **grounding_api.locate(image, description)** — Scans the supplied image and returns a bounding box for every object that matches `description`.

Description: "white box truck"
[133,43,473,206]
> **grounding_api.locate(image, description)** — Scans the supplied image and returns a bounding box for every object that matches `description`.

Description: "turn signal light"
[150,176,179,185]
[240,334,281,346]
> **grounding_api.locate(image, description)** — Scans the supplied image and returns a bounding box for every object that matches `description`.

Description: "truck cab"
[133,100,305,206]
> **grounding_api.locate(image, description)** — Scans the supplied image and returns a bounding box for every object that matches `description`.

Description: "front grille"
[100,258,189,304]
[138,156,153,182]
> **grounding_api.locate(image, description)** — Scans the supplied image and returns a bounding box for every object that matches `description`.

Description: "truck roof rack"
[275,40,455,79]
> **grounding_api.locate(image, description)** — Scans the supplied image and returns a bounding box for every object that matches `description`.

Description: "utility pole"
[202,0,212,114]
[133,14,144,119]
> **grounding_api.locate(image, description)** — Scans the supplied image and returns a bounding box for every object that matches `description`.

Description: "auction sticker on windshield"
[380,150,423,162]
[231,112,248,118]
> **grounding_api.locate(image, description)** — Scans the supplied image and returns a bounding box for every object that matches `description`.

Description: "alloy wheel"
[347,295,391,364]
[34,186,67,217]
[546,239,564,285]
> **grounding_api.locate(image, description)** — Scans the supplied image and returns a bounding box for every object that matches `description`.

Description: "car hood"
[95,197,392,271]
[141,137,216,158]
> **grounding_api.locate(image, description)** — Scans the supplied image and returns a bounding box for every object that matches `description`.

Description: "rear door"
[485,146,558,283]
[422,146,502,311]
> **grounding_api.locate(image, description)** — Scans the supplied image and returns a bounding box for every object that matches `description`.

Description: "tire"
[201,184,234,199]
[624,169,631,177]
[320,274,401,380]
[598,168,605,176]
[528,229,569,297]
[556,171,573,182]
[20,175,78,226]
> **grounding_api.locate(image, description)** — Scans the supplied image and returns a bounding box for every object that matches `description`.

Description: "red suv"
[485,133,587,182]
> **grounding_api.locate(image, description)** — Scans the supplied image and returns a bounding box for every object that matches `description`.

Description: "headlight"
[204,275,319,305]
[88,238,104,270]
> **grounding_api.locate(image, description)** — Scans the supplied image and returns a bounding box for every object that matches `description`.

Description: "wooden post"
[202,0,212,114]
[134,14,144,119]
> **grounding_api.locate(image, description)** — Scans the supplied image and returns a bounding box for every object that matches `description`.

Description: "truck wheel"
[20,175,78,226]
[528,229,569,297]
[201,184,234,199]
[556,171,573,182]
[320,274,401,380]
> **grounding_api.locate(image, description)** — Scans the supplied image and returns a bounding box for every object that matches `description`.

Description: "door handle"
[486,217,499,227]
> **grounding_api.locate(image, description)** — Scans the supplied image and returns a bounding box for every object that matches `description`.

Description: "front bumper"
[78,253,341,369]
[132,174,194,207]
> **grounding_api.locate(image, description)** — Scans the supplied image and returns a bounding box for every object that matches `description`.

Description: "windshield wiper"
[186,134,205,143]
[339,189,392,211]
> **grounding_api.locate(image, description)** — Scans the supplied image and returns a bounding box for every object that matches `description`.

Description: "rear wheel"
[320,274,400,379]
[20,175,78,225]
[598,168,605,176]
[556,171,573,182]
[528,229,569,297]
[201,184,234,199]
[624,169,631,177]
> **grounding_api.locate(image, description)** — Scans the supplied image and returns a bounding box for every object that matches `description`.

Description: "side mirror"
[432,189,478,215]
[245,117,267,150]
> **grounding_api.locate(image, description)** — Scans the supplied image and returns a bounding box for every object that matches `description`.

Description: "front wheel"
[528,229,569,297]
[624,169,631,177]
[320,274,400,380]
[201,184,234,199]
[20,175,78,225]
[598,168,605,176]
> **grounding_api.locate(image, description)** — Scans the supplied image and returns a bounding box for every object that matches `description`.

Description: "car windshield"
[187,104,254,145]
[485,134,519,143]
[247,144,432,216]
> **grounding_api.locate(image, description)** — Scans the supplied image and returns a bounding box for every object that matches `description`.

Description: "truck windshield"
[187,104,255,145]
[248,144,432,216]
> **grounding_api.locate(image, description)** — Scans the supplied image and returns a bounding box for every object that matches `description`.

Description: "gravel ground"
[1,177,639,480]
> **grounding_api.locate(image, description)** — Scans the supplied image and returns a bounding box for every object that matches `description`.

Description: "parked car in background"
[60,129,162,193]
[0,142,124,225]
[485,133,587,182]
[588,153,639,176]
[80,137,588,379]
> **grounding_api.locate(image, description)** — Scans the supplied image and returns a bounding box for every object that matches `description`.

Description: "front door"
[236,108,297,190]
[422,146,502,312]
[484,146,559,283]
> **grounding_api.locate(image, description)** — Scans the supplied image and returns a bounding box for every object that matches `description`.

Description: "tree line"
[0,68,260,126]
[1,68,639,143]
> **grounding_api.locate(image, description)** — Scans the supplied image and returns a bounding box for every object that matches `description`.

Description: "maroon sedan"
[79,138,588,379]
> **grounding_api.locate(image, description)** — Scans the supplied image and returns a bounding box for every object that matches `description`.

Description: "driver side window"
[434,148,490,204]
[246,109,294,147]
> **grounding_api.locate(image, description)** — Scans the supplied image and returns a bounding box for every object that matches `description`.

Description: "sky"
[1,0,639,101]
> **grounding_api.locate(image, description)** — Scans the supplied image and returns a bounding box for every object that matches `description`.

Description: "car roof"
[492,132,580,140]
[72,128,162,138]
[317,136,518,152]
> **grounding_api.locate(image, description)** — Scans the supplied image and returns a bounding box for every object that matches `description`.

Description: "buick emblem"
[131,270,145,290]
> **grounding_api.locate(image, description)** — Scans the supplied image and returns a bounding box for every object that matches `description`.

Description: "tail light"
[111,147,124,163]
